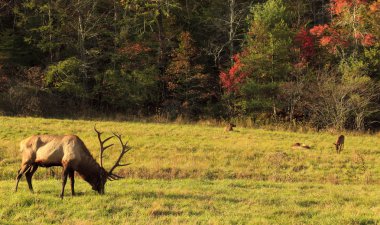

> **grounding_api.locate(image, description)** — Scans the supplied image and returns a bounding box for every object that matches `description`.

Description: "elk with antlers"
[15,127,131,198]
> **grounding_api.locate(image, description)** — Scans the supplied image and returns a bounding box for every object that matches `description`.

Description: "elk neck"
[75,140,105,187]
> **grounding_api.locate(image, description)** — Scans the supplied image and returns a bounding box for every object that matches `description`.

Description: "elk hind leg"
[69,170,75,196]
[25,165,38,192]
[60,167,70,199]
[15,164,31,192]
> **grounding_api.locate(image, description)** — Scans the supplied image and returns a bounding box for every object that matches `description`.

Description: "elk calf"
[334,135,345,154]
[224,123,236,132]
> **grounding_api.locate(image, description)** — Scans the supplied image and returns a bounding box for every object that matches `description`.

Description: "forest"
[0,0,379,131]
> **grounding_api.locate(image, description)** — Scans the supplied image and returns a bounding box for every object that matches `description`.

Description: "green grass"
[0,116,380,224]
[1,179,380,224]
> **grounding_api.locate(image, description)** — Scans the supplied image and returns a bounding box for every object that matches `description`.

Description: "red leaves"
[309,0,377,51]
[295,28,315,61]
[310,4,380,52]
[219,54,248,93]
[309,24,347,53]
[309,0,376,52]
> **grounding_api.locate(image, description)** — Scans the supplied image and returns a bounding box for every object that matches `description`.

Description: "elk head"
[94,126,132,194]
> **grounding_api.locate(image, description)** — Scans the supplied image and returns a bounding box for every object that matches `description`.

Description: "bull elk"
[15,127,131,198]
[334,135,345,154]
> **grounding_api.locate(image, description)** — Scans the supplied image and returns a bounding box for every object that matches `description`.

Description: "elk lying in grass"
[334,135,345,154]
[15,127,131,198]
[291,143,311,150]
[224,123,236,132]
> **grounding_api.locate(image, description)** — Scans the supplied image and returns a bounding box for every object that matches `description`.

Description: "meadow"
[0,116,380,224]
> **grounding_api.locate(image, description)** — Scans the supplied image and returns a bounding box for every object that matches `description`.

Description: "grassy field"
[0,116,380,224]
[2,179,380,224]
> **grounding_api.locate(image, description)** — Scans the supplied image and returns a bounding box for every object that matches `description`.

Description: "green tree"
[239,0,293,116]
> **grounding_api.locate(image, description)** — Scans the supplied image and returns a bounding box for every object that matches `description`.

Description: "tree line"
[0,0,379,130]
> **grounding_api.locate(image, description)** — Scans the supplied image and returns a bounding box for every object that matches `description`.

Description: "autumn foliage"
[309,0,376,52]
[219,54,247,93]
[330,0,367,15]
[1,0,380,129]
[295,28,316,62]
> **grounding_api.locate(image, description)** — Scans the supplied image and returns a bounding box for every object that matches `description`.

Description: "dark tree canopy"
[0,0,379,130]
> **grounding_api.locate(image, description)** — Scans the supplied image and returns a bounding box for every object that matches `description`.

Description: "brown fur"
[334,135,345,154]
[15,135,107,198]
[224,123,236,132]
[291,142,311,150]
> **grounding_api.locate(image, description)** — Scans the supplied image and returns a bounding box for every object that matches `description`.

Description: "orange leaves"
[164,31,214,108]
[362,33,376,46]
[320,36,332,46]
[117,42,152,70]
[330,0,367,15]
[353,32,376,46]
[330,0,350,15]
[117,43,151,57]
[369,1,380,12]
[309,25,329,36]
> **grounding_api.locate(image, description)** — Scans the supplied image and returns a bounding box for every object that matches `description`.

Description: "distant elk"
[15,127,131,198]
[224,123,236,132]
[291,143,311,150]
[334,135,345,154]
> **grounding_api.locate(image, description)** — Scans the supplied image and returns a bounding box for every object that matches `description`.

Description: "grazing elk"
[15,127,131,198]
[334,135,345,154]
[224,123,236,132]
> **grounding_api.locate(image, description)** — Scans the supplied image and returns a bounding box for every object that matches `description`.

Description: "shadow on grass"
[297,200,320,207]
[111,190,243,203]
[150,209,183,217]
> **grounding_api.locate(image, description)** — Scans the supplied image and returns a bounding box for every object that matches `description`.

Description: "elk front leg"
[25,165,38,193]
[60,167,69,199]
[69,170,75,196]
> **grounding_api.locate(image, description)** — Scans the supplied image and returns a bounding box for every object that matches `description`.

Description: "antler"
[107,132,132,180]
[94,125,114,168]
